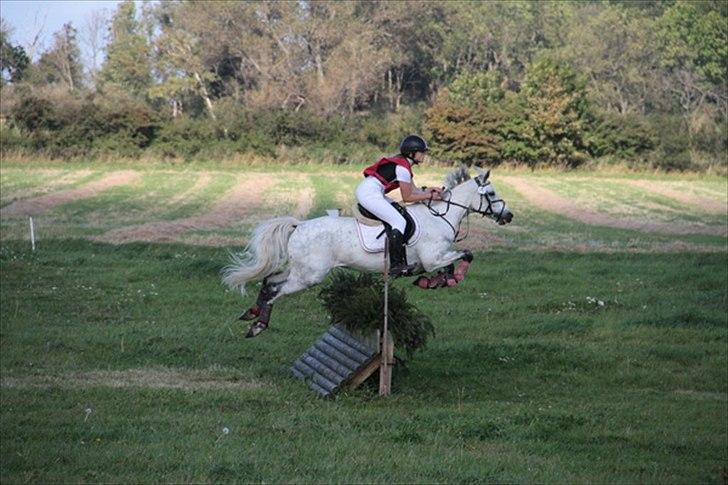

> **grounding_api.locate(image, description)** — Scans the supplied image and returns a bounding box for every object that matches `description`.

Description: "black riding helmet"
[399,134,428,159]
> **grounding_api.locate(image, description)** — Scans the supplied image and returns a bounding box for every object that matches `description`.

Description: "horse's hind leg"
[240,272,289,338]
[238,272,288,321]
[242,261,330,338]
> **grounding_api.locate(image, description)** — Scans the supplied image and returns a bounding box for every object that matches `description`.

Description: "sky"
[1,0,127,62]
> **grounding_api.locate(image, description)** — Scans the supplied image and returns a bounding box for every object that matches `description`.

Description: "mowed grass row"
[1,239,726,483]
[1,166,726,251]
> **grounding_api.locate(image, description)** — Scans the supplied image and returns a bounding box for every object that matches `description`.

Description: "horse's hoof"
[239,305,260,321]
[414,276,429,289]
[245,321,268,338]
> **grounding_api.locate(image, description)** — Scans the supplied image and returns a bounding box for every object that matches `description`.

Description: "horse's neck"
[450,181,476,216]
[430,182,472,226]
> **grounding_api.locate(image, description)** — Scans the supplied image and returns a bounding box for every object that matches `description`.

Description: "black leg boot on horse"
[239,282,277,338]
[387,228,416,277]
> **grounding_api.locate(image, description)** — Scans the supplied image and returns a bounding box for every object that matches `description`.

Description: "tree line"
[0,0,725,171]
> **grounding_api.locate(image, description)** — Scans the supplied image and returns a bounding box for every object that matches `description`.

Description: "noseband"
[474,181,507,222]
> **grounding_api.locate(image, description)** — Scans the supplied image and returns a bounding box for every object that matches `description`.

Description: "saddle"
[353,202,416,243]
[352,202,420,254]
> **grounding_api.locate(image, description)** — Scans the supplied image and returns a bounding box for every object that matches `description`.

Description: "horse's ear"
[474,166,490,183]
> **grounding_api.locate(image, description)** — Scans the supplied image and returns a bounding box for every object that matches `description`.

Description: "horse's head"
[472,167,513,225]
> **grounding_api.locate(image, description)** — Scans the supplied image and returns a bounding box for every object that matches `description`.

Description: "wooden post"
[29,217,36,251]
[379,238,392,396]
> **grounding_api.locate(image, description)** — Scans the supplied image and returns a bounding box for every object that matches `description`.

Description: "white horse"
[223,165,513,337]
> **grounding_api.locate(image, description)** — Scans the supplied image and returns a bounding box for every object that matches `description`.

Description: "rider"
[356,134,443,277]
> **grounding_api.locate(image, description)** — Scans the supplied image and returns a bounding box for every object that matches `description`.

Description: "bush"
[645,114,692,171]
[425,89,506,165]
[358,104,426,151]
[521,57,591,168]
[319,271,435,359]
[149,116,219,159]
[585,111,657,160]
[426,60,594,168]
[8,87,157,159]
[448,70,505,108]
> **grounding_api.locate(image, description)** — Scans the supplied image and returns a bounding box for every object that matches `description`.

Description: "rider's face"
[413,151,427,163]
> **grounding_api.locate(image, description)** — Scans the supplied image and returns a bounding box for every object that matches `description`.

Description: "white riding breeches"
[355,176,406,233]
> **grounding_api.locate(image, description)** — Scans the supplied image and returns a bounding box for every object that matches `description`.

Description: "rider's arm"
[400,181,442,203]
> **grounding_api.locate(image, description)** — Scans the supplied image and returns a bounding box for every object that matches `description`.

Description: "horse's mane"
[443,164,471,189]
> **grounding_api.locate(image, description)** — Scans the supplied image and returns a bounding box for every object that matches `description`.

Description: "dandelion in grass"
[84,408,93,422]
[586,296,606,307]
[215,427,230,443]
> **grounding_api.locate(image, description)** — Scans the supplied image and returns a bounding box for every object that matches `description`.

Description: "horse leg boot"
[453,250,473,282]
[238,283,277,321]
[387,228,415,277]
[242,282,278,338]
[245,302,273,338]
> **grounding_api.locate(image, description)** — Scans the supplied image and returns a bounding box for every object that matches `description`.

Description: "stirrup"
[389,264,416,277]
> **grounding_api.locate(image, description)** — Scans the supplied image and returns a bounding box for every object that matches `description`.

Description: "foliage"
[425,88,507,166]
[318,271,435,358]
[97,0,152,98]
[28,23,84,91]
[585,111,658,159]
[1,0,726,171]
[0,21,29,85]
[656,0,727,86]
[558,4,663,115]
[427,59,593,168]
[448,70,506,108]
[8,88,157,158]
[520,57,591,168]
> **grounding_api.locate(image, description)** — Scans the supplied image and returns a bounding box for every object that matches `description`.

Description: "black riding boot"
[387,229,415,277]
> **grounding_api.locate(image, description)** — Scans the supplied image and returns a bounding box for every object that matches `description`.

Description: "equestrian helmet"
[400,135,428,157]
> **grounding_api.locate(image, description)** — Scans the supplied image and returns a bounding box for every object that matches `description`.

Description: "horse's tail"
[222,216,300,294]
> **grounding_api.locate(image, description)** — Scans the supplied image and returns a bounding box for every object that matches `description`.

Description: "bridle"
[424,178,506,242]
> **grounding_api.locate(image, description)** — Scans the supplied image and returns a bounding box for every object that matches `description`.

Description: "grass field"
[1,162,726,483]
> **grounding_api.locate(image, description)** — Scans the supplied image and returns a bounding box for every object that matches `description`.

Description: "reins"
[424,181,506,242]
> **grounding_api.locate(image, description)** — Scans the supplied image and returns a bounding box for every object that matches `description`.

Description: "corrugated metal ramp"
[290,324,379,397]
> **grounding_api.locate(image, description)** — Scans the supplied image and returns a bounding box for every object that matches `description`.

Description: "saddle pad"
[355,213,422,253]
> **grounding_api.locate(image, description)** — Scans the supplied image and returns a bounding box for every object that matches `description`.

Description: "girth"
[356,202,416,243]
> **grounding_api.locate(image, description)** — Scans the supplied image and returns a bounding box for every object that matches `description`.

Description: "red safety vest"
[362,156,414,193]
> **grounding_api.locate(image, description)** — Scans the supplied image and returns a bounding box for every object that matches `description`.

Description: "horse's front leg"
[415,250,473,289]
[452,249,473,281]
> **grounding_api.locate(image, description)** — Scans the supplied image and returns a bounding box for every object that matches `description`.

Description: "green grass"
[1,239,726,483]
[533,177,726,225]
[0,169,104,208]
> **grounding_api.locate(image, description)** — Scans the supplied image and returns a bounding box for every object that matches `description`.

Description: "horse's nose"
[501,211,513,224]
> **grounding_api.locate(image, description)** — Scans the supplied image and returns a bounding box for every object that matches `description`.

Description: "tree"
[521,57,591,167]
[81,9,110,85]
[98,0,152,98]
[656,1,727,115]
[656,1,727,160]
[425,88,507,165]
[0,19,30,84]
[559,4,663,115]
[32,23,83,90]
[151,1,220,119]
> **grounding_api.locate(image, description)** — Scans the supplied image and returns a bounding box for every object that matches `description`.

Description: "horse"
[222,165,513,337]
